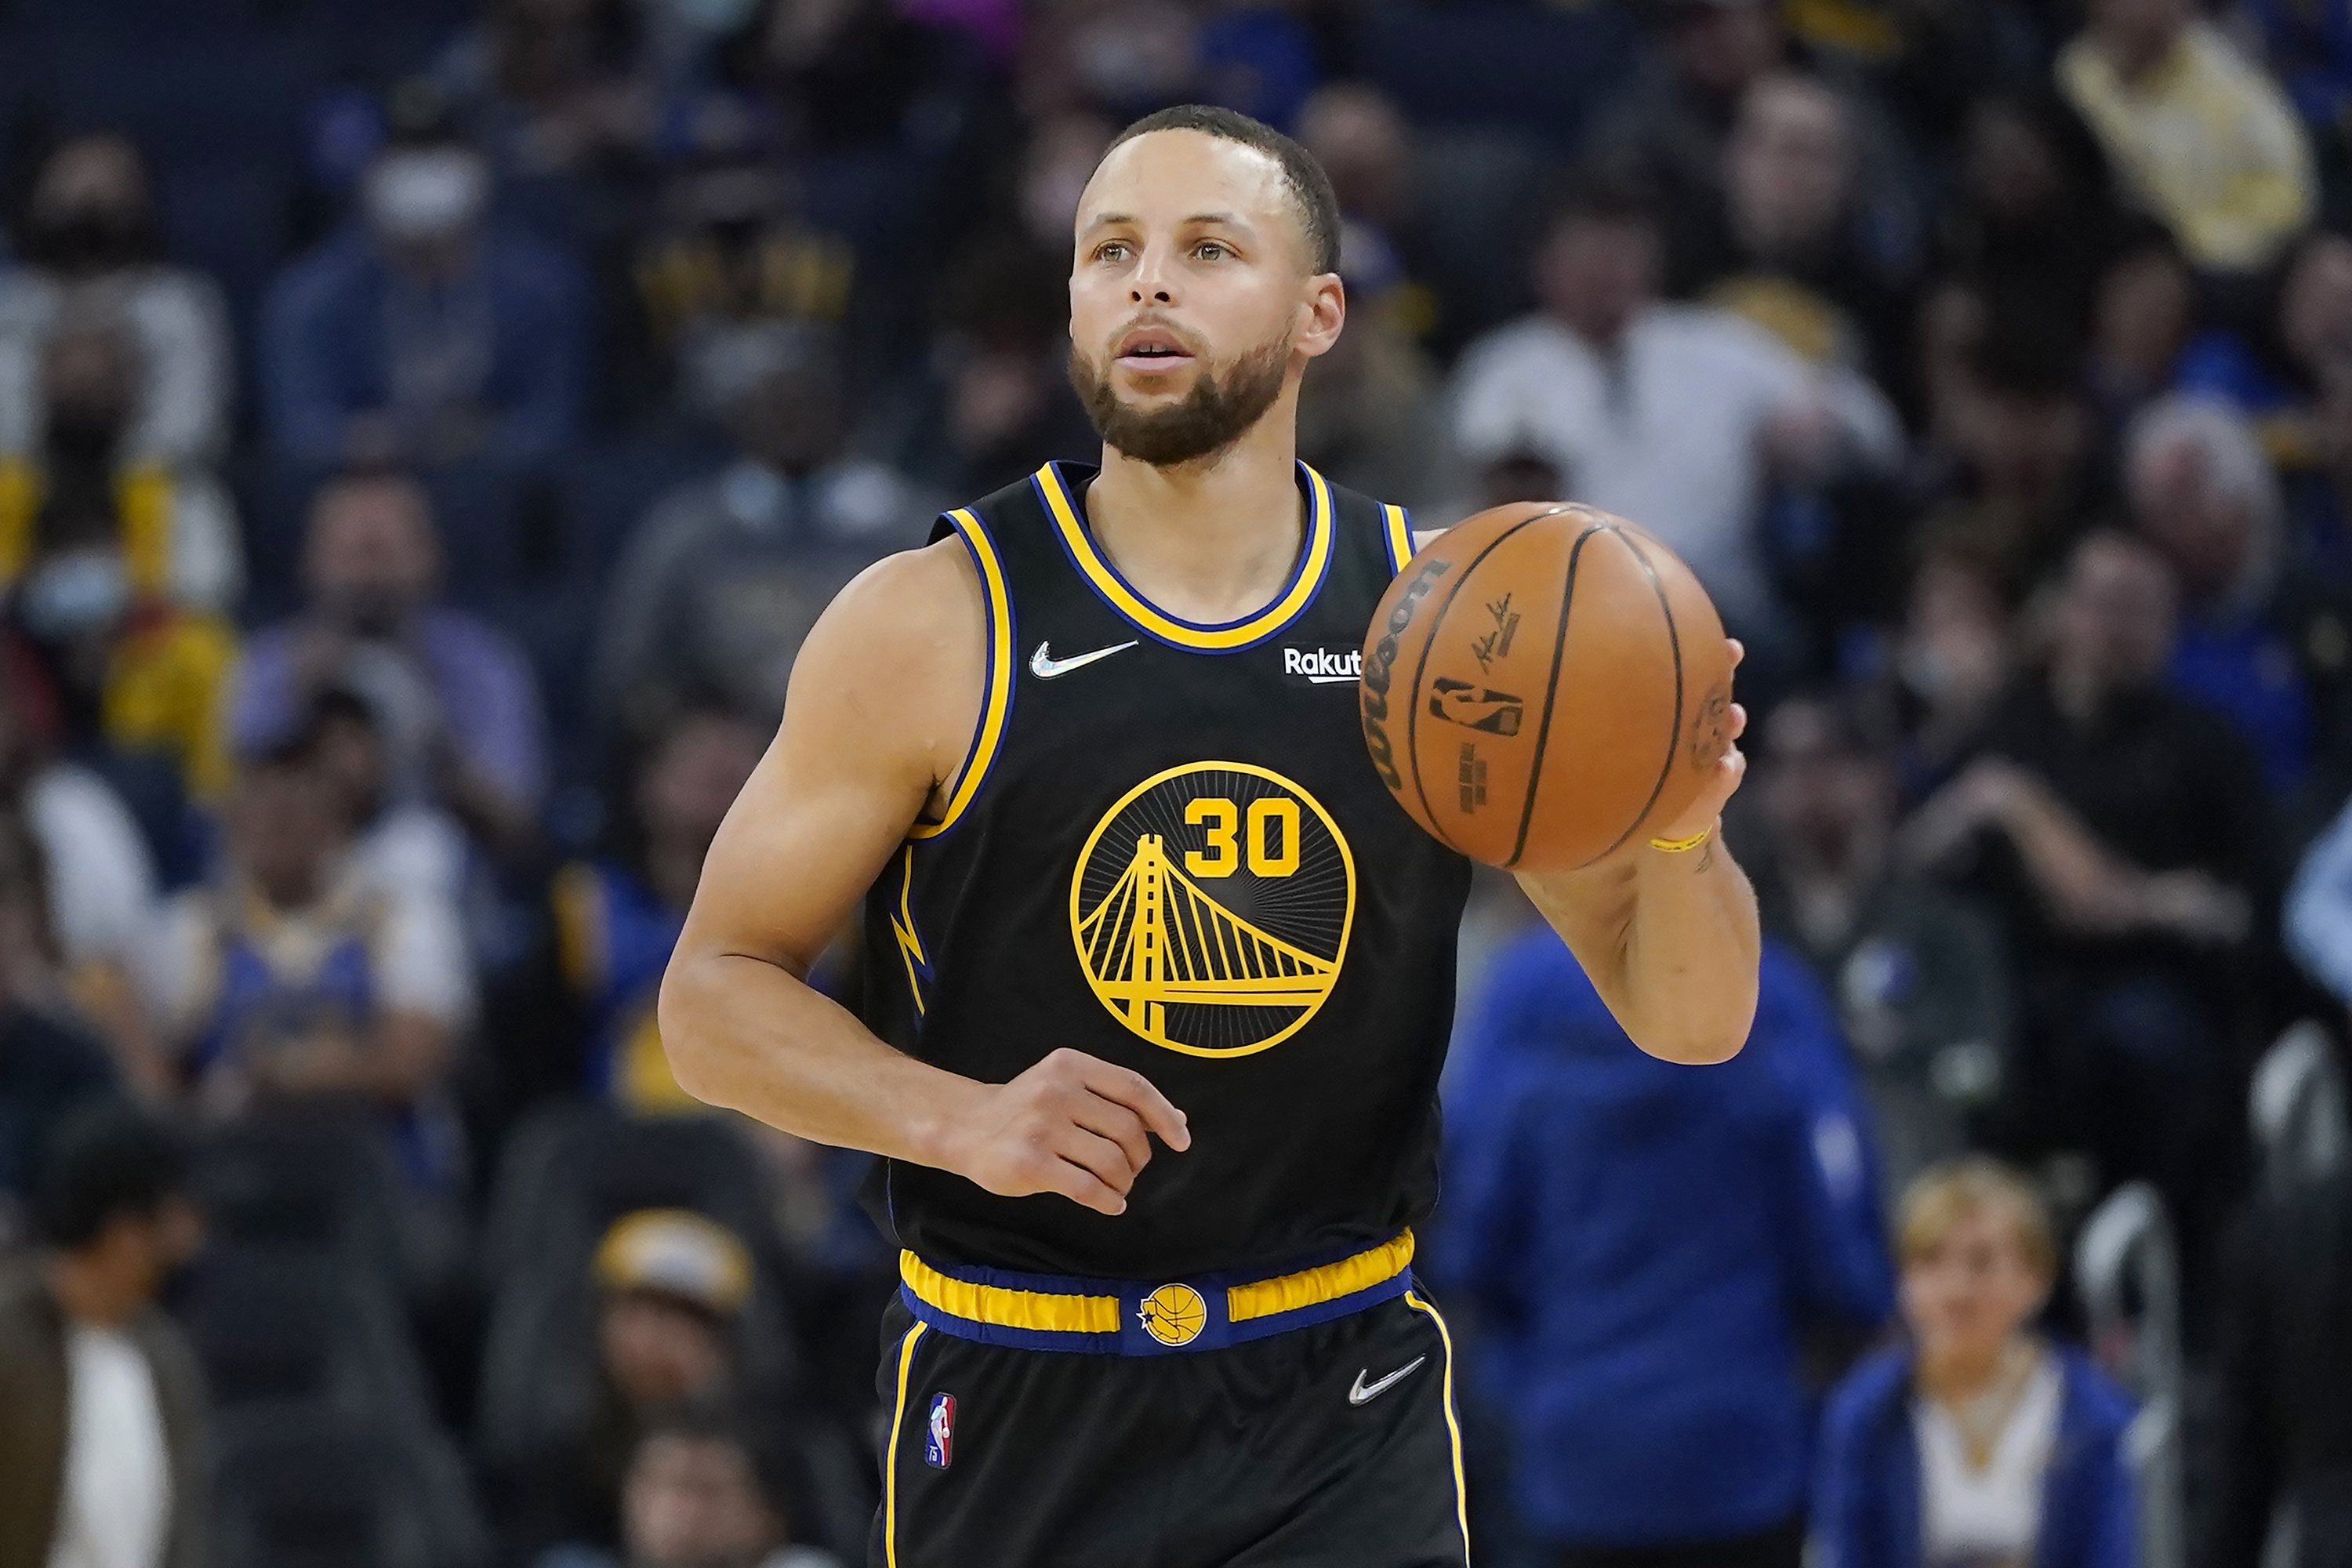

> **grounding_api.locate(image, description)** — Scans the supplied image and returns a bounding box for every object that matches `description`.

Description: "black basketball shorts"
[869,1287,1472,1567]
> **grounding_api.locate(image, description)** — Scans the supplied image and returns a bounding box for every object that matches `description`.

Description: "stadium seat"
[2250,1021,2352,1196]
[2075,1182,2188,1568]
[192,1110,426,1308]
[212,1404,488,1568]
[474,1103,804,1464]
[176,1241,439,1432]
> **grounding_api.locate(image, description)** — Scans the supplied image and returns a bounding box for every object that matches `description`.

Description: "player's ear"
[1295,273,1345,361]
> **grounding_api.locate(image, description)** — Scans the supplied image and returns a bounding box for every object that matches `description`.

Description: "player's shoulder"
[808,534,984,675]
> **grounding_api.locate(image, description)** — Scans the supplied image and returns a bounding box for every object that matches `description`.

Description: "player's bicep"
[679,544,981,975]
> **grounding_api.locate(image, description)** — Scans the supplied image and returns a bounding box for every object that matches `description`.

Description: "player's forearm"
[659,949,984,1167]
[1618,833,1759,1062]
[1522,829,1759,1065]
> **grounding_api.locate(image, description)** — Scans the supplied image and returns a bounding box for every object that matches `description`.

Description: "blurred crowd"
[1,0,2351,1563]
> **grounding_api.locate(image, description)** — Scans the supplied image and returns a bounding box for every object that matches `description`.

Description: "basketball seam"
[1510,519,1607,868]
[1403,506,1581,856]
[1582,530,1686,866]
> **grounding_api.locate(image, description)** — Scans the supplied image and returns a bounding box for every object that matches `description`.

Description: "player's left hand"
[1650,638,1747,847]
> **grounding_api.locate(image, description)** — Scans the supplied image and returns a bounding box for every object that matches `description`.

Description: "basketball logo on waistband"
[1071,762,1356,1058]
[1139,1283,1207,1346]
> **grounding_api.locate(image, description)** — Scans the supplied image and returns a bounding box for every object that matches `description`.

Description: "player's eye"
[1094,241,1130,263]
[1195,241,1229,260]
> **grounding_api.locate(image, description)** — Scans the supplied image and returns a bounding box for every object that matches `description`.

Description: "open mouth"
[1115,326,1196,372]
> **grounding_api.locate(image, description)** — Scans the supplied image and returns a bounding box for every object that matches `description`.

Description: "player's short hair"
[1896,1156,2058,1283]
[1106,105,1343,277]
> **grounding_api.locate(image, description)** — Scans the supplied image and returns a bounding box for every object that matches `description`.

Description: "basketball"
[1359,503,1736,873]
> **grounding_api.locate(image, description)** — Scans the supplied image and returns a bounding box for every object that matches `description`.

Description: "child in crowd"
[1812,1160,2137,1568]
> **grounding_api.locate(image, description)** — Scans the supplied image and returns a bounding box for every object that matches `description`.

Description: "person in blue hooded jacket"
[1440,927,1896,1568]
[1813,1159,2138,1568]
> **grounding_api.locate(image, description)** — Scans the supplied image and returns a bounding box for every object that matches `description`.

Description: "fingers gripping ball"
[1359,503,1734,872]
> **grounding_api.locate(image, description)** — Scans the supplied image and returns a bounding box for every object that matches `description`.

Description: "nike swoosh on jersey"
[1030,640,1140,679]
[1346,1356,1427,1406]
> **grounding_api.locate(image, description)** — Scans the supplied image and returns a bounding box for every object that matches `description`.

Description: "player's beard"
[1069,328,1293,468]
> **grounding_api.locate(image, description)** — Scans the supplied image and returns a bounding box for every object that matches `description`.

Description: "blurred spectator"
[2086,226,2195,438]
[1914,311,2109,596]
[0,322,242,616]
[1812,1159,2136,1568]
[2125,394,2352,816]
[1753,695,2011,1199]
[505,1209,762,1556]
[261,112,590,470]
[1902,532,2270,1238]
[0,816,116,1210]
[540,1403,841,1568]
[1587,0,1788,278]
[2057,0,2314,275]
[1886,534,2021,804]
[1297,85,1435,339]
[1930,92,2128,343]
[140,739,474,1184]
[2241,0,2352,137]
[634,152,856,372]
[704,0,987,177]
[230,471,548,862]
[0,1099,207,1568]
[8,463,238,825]
[2175,229,2352,473]
[0,657,162,1092]
[434,0,655,187]
[2285,793,2352,1016]
[551,708,762,1110]
[595,326,934,734]
[0,133,234,470]
[1695,72,1910,384]
[891,236,1094,499]
[2205,1158,2352,1568]
[1450,179,1899,658]
[1444,931,1893,1567]
[302,686,471,911]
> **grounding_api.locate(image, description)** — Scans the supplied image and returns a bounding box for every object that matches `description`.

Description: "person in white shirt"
[0,1099,208,1568]
[1813,1160,2138,1568]
[1448,177,1900,659]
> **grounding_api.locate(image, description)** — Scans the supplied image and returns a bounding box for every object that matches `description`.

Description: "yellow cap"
[591,1209,753,1317]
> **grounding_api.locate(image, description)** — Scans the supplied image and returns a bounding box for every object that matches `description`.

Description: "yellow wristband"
[1648,827,1712,854]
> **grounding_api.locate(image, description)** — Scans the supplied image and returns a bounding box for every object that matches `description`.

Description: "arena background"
[0,0,2347,1563]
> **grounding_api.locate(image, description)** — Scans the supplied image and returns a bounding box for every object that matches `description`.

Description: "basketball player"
[661,106,1763,1566]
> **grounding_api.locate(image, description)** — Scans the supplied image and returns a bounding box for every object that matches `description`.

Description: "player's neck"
[1087,401,1306,626]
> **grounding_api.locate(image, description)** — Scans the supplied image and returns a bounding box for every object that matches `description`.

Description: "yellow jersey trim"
[1381,503,1414,577]
[1404,1289,1472,1560]
[888,845,929,1017]
[899,1251,1124,1335]
[1033,461,1336,651]
[883,1320,926,1567]
[909,508,1014,840]
[1228,1229,1414,1322]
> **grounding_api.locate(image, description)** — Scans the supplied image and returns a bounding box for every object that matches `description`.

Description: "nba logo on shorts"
[924,1393,956,1469]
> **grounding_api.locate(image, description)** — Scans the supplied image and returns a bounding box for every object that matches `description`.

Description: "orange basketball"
[1359,502,1735,872]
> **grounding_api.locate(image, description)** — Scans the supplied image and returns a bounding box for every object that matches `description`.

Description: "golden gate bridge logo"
[1070,762,1355,1058]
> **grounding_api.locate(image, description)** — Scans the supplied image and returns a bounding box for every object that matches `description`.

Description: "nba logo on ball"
[925,1394,955,1469]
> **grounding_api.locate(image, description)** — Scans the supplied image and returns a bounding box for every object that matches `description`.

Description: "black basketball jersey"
[860,460,1473,1280]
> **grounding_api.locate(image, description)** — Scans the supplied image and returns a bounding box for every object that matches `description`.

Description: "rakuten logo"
[1283,648,1362,684]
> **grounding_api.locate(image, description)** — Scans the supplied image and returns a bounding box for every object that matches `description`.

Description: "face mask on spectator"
[19,551,129,641]
[364,149,490,245]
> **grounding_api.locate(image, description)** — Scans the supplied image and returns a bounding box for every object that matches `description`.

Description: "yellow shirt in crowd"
[2059,21,2316,274]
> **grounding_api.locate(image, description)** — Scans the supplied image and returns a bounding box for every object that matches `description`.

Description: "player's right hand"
[939,1047,1190,1216]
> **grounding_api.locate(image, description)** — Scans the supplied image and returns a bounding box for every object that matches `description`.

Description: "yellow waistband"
[899,1229,1416,1335]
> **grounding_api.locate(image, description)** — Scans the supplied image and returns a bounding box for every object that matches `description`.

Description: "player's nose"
[1128,241,1178,305]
